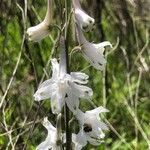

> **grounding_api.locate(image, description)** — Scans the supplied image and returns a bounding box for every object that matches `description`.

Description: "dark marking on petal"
[98,62,102,66]
[65,93,68,98]
[83,123,92,132]
[89,20,93,24]
[82,25,88,30]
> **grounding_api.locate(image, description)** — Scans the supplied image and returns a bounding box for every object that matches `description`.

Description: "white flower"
[74,107,109,147]
[73,0,95,32]
[27,0,52,42]
[36,117,61,150]
[34,58,93,114]
[77,25,112,70]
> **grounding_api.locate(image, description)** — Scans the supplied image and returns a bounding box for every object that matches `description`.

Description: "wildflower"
[73,0,95,32]
[36,117,61,150]
[77,25,112,70]
[34,58,93,114]
[74,107,109,147]
[27,0,52,42]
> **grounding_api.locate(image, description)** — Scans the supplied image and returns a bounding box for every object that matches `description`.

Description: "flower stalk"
[64,0,72,149]
[27,0,112,149]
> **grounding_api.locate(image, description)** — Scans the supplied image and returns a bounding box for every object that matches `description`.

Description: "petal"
[37,118,56,150]
[38,79,53,89]
[71,72,89,84]
[82,42,107,70]
[50,93,64,114]
[65,92,79,113]
[27,22,50,42]
[86,135,103,146]
[75,130,88,147]
[72,133,85,150]
[43,117,56,132]
[85,106,109,123]
[75,109,85,124]
[93,41,112,54]
[69,82,93,99]
[34,83,54,101]
[86,127,105,139]
[51,58,59,79]
[86,106,109,115]
[36,138,52,150]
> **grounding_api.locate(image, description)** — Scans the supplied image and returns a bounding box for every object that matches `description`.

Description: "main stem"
[64,0,72,149]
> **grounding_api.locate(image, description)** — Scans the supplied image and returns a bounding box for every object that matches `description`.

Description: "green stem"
[64,0,72,149]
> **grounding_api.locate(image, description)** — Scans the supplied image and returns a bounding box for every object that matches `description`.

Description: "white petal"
[34,83,54,101]
[82,42,107,70]
[72,133,85,150]
[75,109,85,124]
[97,121,109,131]
[70,82,93,99]
[37,118,56,150]
[38,79,53,89]
[86,127,105,139]
[86,106,109,115]
[43,117,56,132]
[27,22,50,42]
[65,92,79,113]
[36,138,52,150]
[75,130,88,147]
[86,135,103,146]
[51,58,59,79]
[50,93,64,114]
[93,41,112,53]
[71,72,89,84]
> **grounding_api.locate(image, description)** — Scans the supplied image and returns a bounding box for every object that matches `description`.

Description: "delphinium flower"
[76,25,112,70]
[34,58,93,114]
[36,117,62,150]
[73,107,109,148]
[73,0,95,32]
[27,0,52,42]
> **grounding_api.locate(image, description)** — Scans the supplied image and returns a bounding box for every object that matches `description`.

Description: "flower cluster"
[34,58,93,114]
[27,0,112,149]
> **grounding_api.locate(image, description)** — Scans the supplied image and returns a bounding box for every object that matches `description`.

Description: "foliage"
[0,0,150,149]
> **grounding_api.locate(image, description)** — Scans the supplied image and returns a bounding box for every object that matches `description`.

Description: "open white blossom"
[36,117,61,150]
[73,0,95,32]
[34,58,93,114]
[74,107,109,147]
[77,25,112,70]
[27,0,52,42]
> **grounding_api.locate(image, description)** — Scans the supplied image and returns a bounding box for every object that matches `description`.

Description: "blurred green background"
[0,0,150,149]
